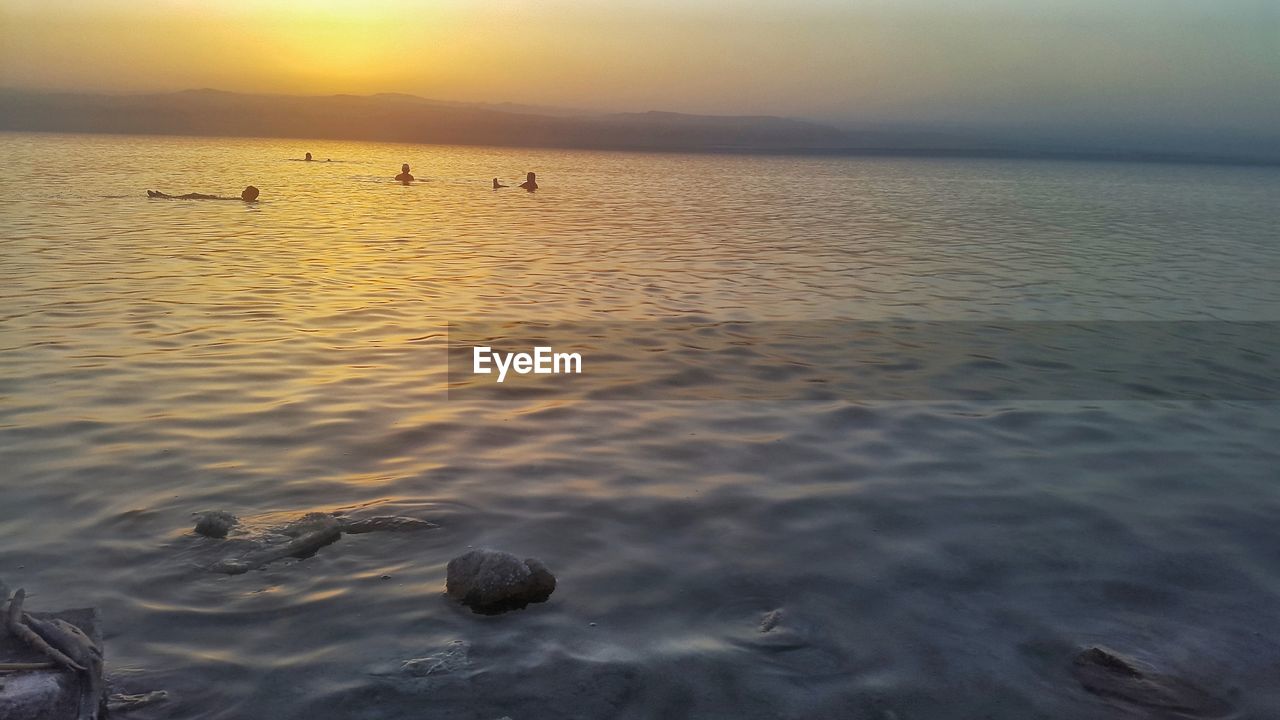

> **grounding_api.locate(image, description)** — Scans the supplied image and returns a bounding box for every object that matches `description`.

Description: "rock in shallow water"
[203,510,436,574]
[193,511,239,538]
[758,609,784,633]
[338,516,439,534]
[1072,646,1232,718]
[400,640,470,677]
[445,549,556,614]
[211,525,342,575]
[283,512,341,537]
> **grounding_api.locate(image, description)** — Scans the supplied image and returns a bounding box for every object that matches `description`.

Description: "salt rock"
[400,640,470,677]
[445,549,556,614]
[1072,646,1232,717]
[0,673,81,720]
[283,512,341,537]
[193,511,239,538]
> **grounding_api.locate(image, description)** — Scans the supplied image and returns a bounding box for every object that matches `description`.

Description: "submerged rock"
[759,609,784,633]
[339,516,438,534]
[107,690,169,714]
[400,640,470,677]
[1072,646,1232,718]
[283,512,342,537]
[445,549,556,614]
[0,673,81,720]
[203,509,436,575]
[212,525,342,575]
[745,607,810,652]
[193,511,239,539]
[524,558,558,599]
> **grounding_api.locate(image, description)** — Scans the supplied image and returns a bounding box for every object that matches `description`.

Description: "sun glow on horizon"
[2,0,1277,132]
[268,19,412,91]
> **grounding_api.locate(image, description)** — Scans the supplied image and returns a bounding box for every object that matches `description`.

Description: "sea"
[2,131,1279,719]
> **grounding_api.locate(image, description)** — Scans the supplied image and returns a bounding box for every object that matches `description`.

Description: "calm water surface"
[2,132,1280,719]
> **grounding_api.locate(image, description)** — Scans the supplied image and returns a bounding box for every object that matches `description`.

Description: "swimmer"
[304,152,313,161]
[493,177,508,189]
[147,186,259,202]
[395,164,414,183]
[519,172,538,191]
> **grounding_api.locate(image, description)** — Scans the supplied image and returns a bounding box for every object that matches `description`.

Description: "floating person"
[519,172,538,191]
[492,177,507,189]
[395,163,414,183]
[304,152,313,161]
[147,186,260,202]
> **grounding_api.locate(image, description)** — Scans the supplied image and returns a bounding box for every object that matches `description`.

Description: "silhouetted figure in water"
[304,152,313,161]
[395,164,414,183]
[493,178,507,189]
[148,186,259,202]
[519,172,538,191]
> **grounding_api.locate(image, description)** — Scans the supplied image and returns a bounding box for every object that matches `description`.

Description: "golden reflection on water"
[3,133,1280,719]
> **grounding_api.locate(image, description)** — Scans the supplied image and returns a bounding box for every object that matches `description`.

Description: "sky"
[2,0,1277,134]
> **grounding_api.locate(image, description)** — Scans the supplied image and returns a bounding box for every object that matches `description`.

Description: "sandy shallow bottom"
[2,133,1279,718]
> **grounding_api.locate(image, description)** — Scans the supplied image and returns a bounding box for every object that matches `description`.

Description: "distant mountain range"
[1,89,1275,165]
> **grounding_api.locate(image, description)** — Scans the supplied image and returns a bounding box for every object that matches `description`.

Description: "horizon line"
[2,88,1277,168]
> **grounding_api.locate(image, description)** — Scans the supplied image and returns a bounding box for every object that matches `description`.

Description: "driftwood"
[3,590,105,720]
[22,617,100,669]
[23,615,104,720]
[107,690,169,713]
[5,591,83,672]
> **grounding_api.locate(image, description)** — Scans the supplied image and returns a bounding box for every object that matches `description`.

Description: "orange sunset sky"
[1,0,1277,131]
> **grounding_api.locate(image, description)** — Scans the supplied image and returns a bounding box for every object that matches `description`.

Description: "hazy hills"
[0,89,1275,165]
[0,89,849,153]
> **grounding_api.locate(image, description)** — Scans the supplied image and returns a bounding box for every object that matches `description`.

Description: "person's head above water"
[304,152,312,161]
[402,163,410,174]
[241,186,260,202]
